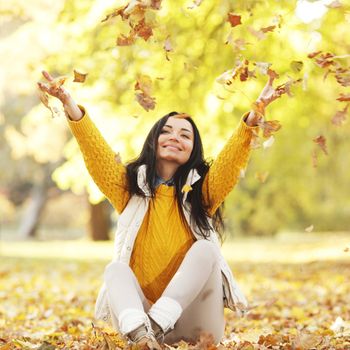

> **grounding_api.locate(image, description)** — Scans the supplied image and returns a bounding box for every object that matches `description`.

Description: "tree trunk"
[18,177,50,239]
[88,199,112,241]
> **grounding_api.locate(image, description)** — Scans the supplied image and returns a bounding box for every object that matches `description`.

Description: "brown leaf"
[135,92,156,111]
[133,18,153,41]
[331,104,349,126]
[314,52,335,68]
[227,13,242,27]
[260,25,276,33]
[335,68,350,87]
[307,50,322,59]
[73,69,88,83]
[313,135,328,155]
[336,93,350,102]
[116,33,136,46]
[258,119,282,138]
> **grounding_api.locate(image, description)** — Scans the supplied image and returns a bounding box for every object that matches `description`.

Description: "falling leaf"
[258,119,282,138]
[117,33,136,46]
[133,73,156,110]
[344,247,349,252]
[260,25,276,33]
[336,93,350,102]
[305,225,314,233]
[331,104,348,126]
[313,135,328,155]
[135,74,153,96]
[227,13,242,27]
[290,60,304,73]
[135,92,156,111]
[255,171,269,183]
[335,68,350,87]
[133,18,153,41]
[307,51,322,59]
[73,69,88,83]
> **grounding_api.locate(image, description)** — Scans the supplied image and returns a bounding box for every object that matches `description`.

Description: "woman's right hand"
[37,70,72,105]
[37,70,83,120]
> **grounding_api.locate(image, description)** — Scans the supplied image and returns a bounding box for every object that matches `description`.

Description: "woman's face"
[156,116,194,166]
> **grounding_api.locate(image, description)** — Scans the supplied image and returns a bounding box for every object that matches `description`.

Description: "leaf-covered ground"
[1,238,350,350]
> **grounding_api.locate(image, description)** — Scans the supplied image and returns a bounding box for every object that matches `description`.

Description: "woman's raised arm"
[37,70,130,213]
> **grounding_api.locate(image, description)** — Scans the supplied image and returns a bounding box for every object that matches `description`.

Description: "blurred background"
[0,0,349,247]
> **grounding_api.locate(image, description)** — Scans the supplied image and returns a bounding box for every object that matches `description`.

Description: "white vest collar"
[137,164,201,197]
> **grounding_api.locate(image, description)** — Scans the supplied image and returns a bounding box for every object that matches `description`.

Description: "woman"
[38,70,281,349]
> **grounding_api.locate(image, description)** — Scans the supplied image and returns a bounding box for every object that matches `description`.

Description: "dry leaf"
[331,104,348,126]
[290,60,304,73]
[313,135,328,155]
[227,13,242,27]
[336,93,350,102]
[255,171,269,183]
[73,69,88,83]
[260,25,276,33]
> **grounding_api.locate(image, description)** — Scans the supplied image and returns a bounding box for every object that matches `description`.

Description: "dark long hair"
[126,111,224,242]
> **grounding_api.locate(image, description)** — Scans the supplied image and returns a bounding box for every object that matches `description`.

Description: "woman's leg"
[148,240,225,345]
[104,261,151,334]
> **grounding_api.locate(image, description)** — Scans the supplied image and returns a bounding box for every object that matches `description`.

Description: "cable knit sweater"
[67,105,259,304]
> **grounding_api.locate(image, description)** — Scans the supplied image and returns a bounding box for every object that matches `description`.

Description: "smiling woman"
[37,69,282,349]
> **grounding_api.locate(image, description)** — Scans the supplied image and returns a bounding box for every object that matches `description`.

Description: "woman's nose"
[169,132,180,141]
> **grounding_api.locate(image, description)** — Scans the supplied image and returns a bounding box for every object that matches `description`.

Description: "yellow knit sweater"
[68,105,259,304]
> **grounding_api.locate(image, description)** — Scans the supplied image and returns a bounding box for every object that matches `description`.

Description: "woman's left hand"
[245,71,284,126]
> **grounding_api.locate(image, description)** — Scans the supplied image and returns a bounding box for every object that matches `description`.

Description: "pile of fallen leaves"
[1,257,349,349]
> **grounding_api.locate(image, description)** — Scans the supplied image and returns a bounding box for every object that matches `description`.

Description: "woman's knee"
[190,240,218,264]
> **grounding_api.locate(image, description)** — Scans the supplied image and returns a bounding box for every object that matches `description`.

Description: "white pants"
[104,240,225,344]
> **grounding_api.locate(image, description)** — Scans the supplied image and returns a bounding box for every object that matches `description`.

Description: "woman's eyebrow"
[163,124,193,133]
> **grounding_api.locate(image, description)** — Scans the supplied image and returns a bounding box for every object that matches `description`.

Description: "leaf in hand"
[313,135,328,155]
[50,76,68,89]
[73,70,88,83]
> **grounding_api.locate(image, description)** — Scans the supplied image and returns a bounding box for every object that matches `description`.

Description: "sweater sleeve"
[202,112,259,217]
[67,105,130,213]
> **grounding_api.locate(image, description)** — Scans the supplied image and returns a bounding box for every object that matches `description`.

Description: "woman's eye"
[182,134,190,139]
[160,130,169,134]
